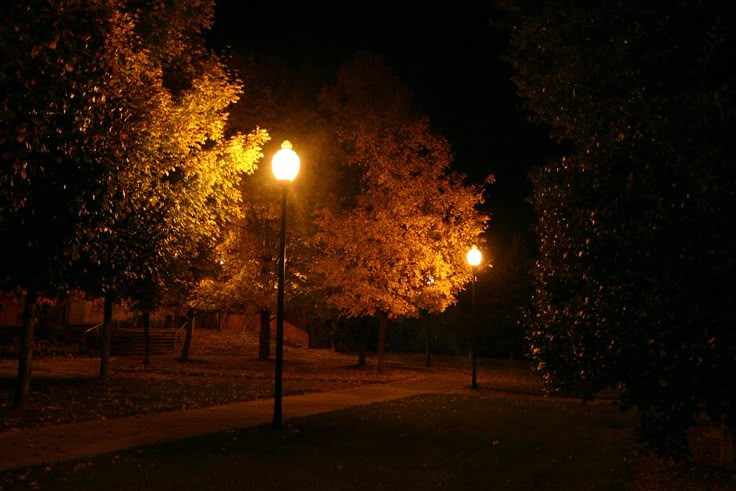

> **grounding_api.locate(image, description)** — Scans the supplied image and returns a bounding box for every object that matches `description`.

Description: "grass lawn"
[5,392,640,490]
[1,325,734,490]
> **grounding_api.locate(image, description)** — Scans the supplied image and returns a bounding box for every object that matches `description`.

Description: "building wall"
[0,292,22,327]
[1,292,310,347]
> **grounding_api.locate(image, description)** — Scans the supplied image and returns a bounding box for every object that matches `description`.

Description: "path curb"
[0,383,442,472]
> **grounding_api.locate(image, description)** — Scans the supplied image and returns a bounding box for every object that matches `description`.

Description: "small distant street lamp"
[466,245,482,390]
[271,140,300,430]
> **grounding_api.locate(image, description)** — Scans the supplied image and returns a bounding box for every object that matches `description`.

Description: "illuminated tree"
[71,0,267,370]
[503,0,736,460]
[192,170,282,360]
[189,51,361,361]
[0,0,266,402]
[189,54,324,360]
[314,52,490,372]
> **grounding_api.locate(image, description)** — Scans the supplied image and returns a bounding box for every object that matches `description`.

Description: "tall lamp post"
[466,245,482,390]
[271,140,300,430]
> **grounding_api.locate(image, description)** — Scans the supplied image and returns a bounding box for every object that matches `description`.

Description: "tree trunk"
[179,309,194,362]
[357,318,367,367]
[14,290,37,408]
[377,312,388,374]
[143,311,150,367]
[99,291,114,379]
[329,319,336,352]
[258,308,270,360]
[722,415,734,464]
[424,315,432,368]
[330,318,340,352]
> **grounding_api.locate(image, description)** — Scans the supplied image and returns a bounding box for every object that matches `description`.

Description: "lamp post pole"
[471,266,478,390]
[273,183,287,429]
[466,245,482,390]
[271,141,300,431]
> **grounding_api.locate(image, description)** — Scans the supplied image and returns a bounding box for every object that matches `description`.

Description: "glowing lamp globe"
[466,245,482,267]
[272,140,300,181]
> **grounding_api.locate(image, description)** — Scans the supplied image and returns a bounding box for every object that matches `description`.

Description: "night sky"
[208,2,557,253]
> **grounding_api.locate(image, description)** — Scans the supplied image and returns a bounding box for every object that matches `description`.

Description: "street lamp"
[466,245,482,390]
[271,140,300,430]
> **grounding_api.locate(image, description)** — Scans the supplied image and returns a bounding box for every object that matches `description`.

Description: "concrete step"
[111,329,178,356]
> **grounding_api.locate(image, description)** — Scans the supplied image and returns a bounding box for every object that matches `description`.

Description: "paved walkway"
[0,382,451,472]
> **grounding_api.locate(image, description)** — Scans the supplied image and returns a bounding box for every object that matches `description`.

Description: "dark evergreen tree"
[501,0,736,460]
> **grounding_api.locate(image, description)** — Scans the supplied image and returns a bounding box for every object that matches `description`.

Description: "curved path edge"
[0,382,452,472]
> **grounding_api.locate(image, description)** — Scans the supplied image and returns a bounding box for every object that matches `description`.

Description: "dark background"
[208,1,556,255]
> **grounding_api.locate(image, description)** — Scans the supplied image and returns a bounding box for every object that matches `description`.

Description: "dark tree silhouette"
[501,0,736,461]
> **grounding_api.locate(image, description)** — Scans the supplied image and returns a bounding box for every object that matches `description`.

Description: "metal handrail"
[83,322,104,337]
